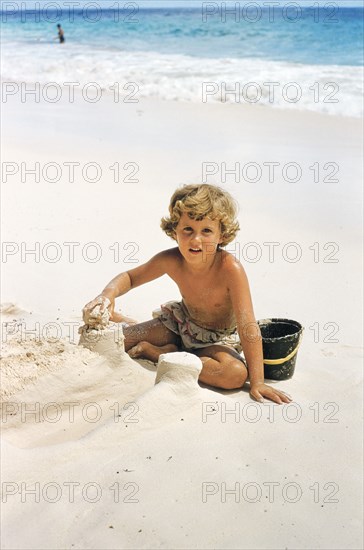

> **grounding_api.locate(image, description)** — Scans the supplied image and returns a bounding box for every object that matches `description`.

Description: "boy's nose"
[190,234,202,245]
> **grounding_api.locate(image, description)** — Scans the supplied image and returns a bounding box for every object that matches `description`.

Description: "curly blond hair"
[160,184,240,247]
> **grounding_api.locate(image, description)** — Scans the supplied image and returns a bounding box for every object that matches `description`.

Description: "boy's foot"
[128,341,178,363]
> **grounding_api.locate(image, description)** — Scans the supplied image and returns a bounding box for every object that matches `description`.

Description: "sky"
[11,1,364,8]
[139,0,363,6]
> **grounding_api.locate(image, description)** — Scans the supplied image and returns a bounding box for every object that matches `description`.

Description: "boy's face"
[174,212,223,263]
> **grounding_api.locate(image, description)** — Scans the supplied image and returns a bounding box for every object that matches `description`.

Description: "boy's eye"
[182,227,213,233]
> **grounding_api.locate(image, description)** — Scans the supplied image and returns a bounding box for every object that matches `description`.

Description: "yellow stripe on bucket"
[263,338,302,366]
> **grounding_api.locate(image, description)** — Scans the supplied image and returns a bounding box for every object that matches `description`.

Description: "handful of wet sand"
[83,304,111,330]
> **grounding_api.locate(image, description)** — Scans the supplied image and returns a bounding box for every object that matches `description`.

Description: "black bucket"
[257,318,303,381]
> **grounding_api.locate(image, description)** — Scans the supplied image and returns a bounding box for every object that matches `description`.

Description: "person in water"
[56,24,65,44]
[83,184,292,404]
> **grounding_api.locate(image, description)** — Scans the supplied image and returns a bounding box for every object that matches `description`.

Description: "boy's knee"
[220,361,248,390]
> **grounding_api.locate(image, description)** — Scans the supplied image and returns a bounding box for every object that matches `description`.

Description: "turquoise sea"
[1,1,363,115]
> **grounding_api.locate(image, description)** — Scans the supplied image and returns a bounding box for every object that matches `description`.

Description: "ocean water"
[1,2,363,116]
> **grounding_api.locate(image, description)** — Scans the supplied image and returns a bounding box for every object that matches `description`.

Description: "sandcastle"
[78,303,126,368]
[155,351,202,387]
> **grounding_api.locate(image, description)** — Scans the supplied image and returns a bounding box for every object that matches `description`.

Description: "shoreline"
[2,78,363,122]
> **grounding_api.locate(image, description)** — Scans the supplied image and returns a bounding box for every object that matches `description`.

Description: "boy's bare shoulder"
[154,247,180,258]
[220,250,243,269]
[150,248,182,278]
[127,247,181,287]
[152,247,181,265]
[220,250,247,279]
[161,247,180,256]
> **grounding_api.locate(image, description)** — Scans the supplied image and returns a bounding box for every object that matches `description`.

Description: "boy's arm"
[226,257,292,404]
[83,250,172,323]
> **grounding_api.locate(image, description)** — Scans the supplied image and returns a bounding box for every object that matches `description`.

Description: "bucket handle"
[263,335,303,366]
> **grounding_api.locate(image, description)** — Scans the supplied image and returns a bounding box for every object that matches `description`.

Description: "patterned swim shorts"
[153,300,243,354]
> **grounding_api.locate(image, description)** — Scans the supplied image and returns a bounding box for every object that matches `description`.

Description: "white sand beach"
[1,89,363,550]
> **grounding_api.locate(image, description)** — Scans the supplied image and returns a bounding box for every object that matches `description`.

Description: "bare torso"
[166,247,236,331]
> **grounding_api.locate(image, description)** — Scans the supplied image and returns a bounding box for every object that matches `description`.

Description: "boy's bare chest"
[178,277,226,305]
[172,271,234,327]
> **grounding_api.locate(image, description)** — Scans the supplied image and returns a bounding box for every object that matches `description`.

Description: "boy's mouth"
[189,247,202,254]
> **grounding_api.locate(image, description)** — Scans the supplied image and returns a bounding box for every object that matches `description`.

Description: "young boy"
[83,184,291,405]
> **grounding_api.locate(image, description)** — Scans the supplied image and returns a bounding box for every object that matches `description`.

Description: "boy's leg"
[193,344,248,390]
[124,321,247,388]
[124,318,180,362]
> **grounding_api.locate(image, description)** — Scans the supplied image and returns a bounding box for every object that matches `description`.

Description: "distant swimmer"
[56,24,65,44]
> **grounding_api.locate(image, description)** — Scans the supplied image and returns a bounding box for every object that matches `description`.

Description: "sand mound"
[0,336,95,403]
[0,326,156,448]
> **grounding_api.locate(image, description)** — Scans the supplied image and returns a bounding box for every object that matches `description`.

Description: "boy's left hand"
[250,382,292,404]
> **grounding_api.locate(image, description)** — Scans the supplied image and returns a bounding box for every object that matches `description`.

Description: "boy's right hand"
[82,295,112,329]
[82,295,137,327]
